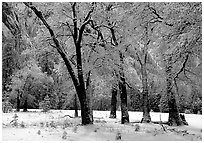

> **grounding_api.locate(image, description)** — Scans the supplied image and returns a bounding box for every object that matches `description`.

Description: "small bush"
[10,113,18,127]
[39,95,51,112]
[2,101,13,113]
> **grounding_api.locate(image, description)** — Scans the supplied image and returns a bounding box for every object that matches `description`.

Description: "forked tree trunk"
[24,2,93,125]
[110,85,117,118]
[166,56,183,126]
[119,52,129,124]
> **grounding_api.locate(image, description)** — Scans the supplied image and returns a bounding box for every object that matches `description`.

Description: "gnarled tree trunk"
[109,85,117,118]
[166,56,183,126]
[119,52,129,124]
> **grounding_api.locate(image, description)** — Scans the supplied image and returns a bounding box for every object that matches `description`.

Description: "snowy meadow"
[2,109,202,141]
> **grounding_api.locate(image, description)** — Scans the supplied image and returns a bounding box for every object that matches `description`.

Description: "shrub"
[39,95,51,112]
[2,100,13,113]
[10,113,18,127]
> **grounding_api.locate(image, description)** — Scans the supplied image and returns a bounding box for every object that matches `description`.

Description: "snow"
[1,109,202,141]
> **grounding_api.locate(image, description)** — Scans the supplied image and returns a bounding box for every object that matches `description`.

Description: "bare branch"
[71,2,77,42]
[24,2,80,87]
[149,6,164,20]
[174,54,189,79]
[135,52,143,66]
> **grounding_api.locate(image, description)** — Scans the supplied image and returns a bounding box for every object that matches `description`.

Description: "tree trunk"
[110,85,117,118]
[141,64,151,123]
[119,52,129,124]
[78,92,93,125]
[85,71,94,122]
[74,94,78,117]
[23,98,28,112]
[16,92,20,112]
[166,57,183,126]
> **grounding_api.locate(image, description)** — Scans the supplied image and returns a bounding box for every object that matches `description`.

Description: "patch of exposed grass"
[135,124,140,132]
[62,131,68,140]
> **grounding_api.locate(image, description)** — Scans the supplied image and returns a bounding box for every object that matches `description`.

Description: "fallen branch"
[63,115,74,118]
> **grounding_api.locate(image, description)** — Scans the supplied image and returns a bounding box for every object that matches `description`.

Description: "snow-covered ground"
[1,109,202,141]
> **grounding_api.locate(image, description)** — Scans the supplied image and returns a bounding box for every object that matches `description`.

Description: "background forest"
[2,2,202,125]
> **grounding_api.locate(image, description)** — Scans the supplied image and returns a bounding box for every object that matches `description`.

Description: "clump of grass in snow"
[10,113,18,127]
[20,121,25,128]
[46,122,49,127]
[135,124,140,132]
[94,127,99,132]
[95,119,107,123]
[62,131,68,140]
[40,122,44,127]
[37,130,41,135]
[115,132,122,140]
[50,121,57,128]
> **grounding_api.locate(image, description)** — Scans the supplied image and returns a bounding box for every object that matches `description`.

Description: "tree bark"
[23,98,28,112]
[119,52,129,124]
[16,90,20,112]
[85,71,94,122]
[166,56,183,126]
[74,94,78,117]
[141,64,151,123]
[139,24,151,123]
[109,85,117,118]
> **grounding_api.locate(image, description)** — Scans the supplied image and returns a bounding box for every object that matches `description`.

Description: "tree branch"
[174,54,189,79]
[71,2,78,42]
[77,3,95,45]
[136,52,143,66]
[24,2,79,88]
